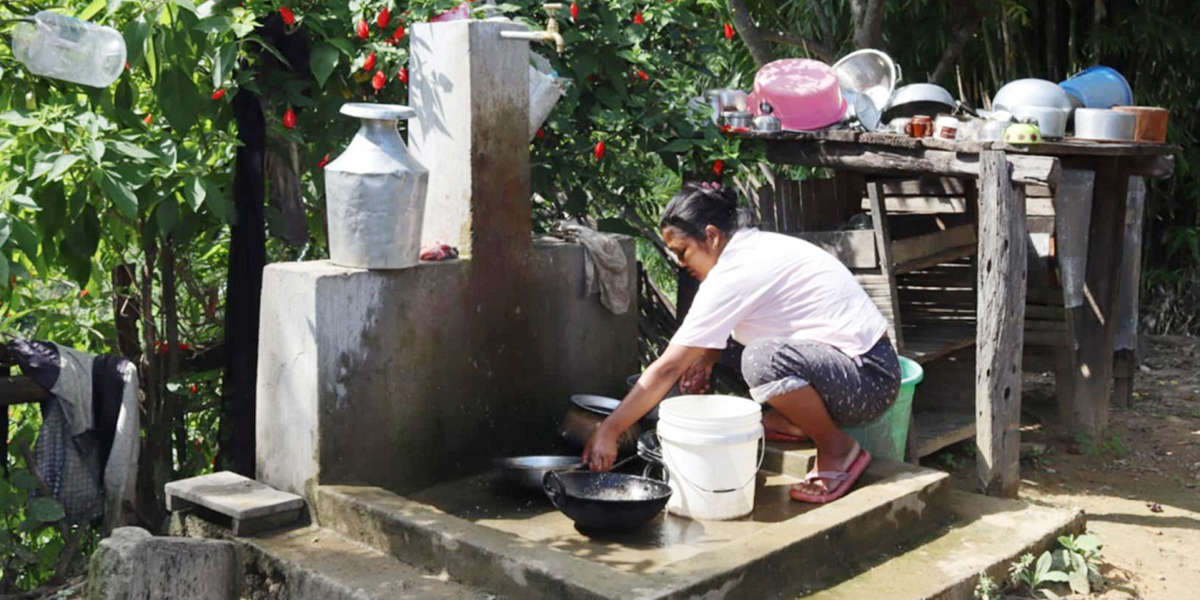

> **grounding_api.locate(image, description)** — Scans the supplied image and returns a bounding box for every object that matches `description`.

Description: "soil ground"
[925,335,1200,600]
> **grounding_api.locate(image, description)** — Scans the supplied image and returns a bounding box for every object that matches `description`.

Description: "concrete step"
[804,490,1086,600]
[172,513,493,600]
[315,453,955,600]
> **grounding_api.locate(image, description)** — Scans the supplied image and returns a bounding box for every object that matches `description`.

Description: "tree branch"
[930,8,986,83]
[849,0,886,50]
[809,0,836,46]
[728,0,776,67]
[760,30,836,63]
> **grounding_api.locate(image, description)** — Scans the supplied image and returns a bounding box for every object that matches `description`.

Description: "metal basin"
[992,78,1075,112]
[833,49,901,114]
[494,456,583,491]
[881,83,955,121]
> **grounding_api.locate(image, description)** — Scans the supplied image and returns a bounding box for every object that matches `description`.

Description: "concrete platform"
[171,515,492,600]
[806,490,1086,600]
[316,451,954,600]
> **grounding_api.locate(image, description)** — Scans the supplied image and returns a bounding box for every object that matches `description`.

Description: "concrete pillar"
[87,527,239,600]
[410,20,532,261]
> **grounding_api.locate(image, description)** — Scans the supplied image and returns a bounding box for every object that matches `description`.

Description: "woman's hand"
[679,349,719,394]
[582,422,620,472]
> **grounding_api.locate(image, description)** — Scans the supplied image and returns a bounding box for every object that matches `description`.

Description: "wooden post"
[866,181,904,351]
[1066,158,1130,436]
[975,150,1027,497]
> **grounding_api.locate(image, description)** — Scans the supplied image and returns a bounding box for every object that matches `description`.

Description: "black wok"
[543,470,671,531]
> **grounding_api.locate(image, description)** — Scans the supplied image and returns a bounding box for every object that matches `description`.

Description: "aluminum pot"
[543,470,672,531]
[559,400,641,452]
[881,83,955,121]
[1073,108,1135,141]
[723,111,753,130]
[1009,105,1068,139]
[992,78,1074,112]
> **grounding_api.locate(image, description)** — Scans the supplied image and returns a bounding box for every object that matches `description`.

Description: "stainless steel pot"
[1010,105,1068,139]
[992,78,1074,112]
[1073,108,1135,141]
[494,456,583,491]
[723,111,753,129]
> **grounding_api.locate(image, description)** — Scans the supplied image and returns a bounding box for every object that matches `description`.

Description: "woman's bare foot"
[792,439,860,497]
[762,409,806,438]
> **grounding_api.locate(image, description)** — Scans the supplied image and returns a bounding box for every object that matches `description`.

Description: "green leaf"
[310,43,340,89]
[11,471,39,493]
[1041,589,1062,600]
[106,0,125,15]
[0,213,10,247]
[1040,571,1071,583]
[157,196,179,236]
[45,153,83,182]
[110,140,158,160]
[11,194,38,210]
[77,0,107,20]
[184,175,206,211]
[28,497,65,523]
[1034,551,1053,581]
[12,219,41,259]
[168,0,198,15]
[244,35,293,69]
[195,16,232,35]
[659,139,693,153]
[124,16,149,68]
[0,111,38,127]
[213,44,237,90]
[95,171,138,219]
[88,141,107,163]
[158,69,201,133]
[202,178,233,223]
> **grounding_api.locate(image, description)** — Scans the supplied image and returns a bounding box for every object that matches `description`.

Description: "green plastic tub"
[843,356,923,462]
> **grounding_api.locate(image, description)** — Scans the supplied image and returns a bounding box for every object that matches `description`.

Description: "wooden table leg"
[1113,176,1146,409]
[976,150,1028,497]
[1051,168,1094,425]
[1066,158,1130,437]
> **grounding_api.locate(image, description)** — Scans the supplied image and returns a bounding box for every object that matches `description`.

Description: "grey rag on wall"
[553,222,632,315]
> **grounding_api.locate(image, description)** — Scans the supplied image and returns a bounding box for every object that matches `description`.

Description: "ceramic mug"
[904,115,933,138]
[934,116,960,140]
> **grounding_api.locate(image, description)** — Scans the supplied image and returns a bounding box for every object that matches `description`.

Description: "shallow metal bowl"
[833,49,901,113]
[494,456,583,491]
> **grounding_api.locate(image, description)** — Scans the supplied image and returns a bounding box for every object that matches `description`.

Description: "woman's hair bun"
[660,181,742,239]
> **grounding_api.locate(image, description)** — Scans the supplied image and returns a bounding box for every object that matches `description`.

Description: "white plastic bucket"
[657,395,764,520]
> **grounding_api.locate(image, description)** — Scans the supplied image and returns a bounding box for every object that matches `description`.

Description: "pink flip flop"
[764,428,810,443]
[789,448,872,504]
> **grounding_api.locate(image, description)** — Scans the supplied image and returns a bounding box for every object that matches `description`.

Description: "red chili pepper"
[317,153,331,169]
[724,23,734,40]
[720,124,732,133]
[633,12,644,25]
[377,7,391,28]
[143,114,153,125]
[362,51,377,72]
[397,66,408,84]
[392,24,405,42]
[593,140,606,161]
[279,7,296,26]
[79,288,89,298]
[190,383,198,394]
[356,19,370,40]
[712,159,725,175]
[570,2,578,20]
[636,69,649,81]
[372,69,386,91]
[282,107,296,129]
[536,128,545,139]
[211,89,227,101]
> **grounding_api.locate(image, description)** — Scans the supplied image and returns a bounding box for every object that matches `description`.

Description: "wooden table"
[739,130,1176,496]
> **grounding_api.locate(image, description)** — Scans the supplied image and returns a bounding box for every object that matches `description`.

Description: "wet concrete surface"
[408,454,899,575]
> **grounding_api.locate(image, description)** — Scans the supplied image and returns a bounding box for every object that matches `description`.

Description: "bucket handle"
[657,431,766,494]
[893,62,903,85]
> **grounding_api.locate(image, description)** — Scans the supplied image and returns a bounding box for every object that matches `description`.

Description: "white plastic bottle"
[12,11,127,88]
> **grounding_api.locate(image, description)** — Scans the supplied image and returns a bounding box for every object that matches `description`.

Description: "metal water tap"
[499,3,566,55]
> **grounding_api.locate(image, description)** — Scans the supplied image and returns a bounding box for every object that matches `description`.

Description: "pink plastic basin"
[749,59,847,131]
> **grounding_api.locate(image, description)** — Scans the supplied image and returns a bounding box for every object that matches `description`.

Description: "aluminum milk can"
[325,103,429,269]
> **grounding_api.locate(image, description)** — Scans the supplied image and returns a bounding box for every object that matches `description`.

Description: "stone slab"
[87,526,239,600]
[316,455,953,600]
[171,513,493,600]
[166,471,304,521]
[805,490,1086,600]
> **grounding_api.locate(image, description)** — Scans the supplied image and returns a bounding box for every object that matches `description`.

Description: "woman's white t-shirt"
[670,228,888,357]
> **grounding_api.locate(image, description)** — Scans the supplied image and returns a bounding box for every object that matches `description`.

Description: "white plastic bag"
[529,53,568,140]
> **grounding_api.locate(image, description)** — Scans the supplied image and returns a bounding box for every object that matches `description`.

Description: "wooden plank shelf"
[901,324,976,364]
[912,408,976,458]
